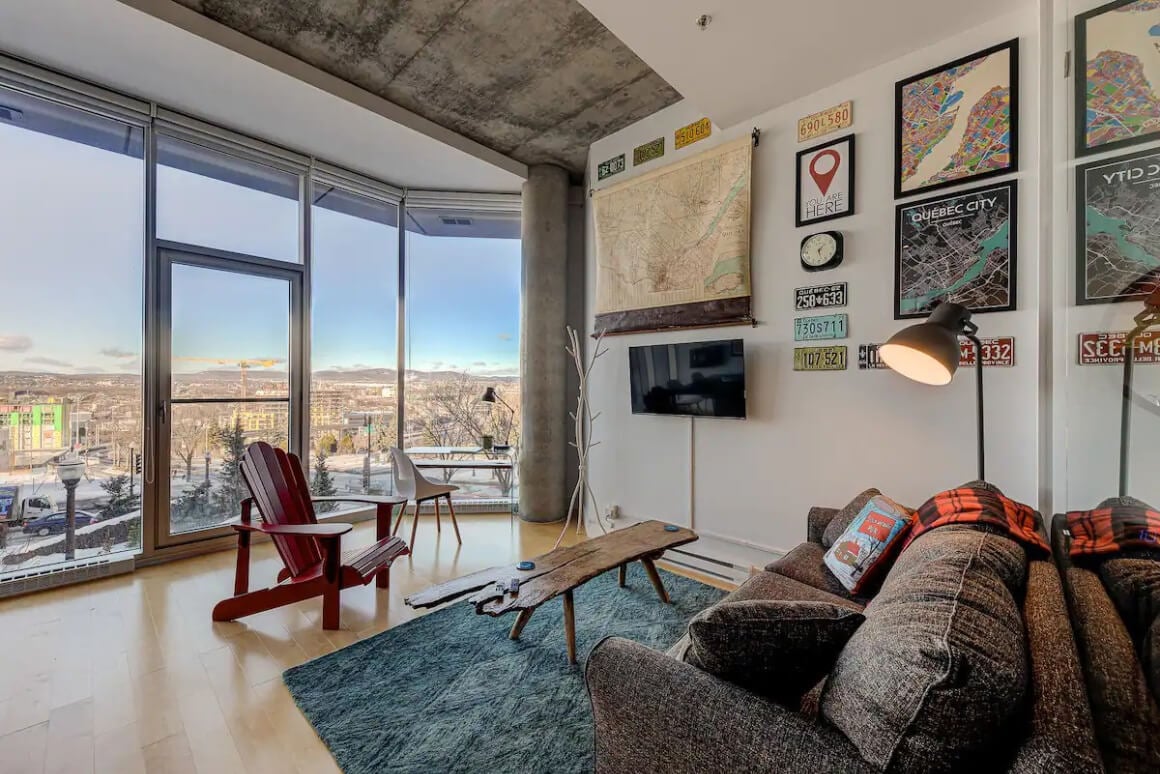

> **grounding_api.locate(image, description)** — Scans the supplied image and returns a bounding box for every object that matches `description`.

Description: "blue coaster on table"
[664,524,680,532]
[517,561,535,571]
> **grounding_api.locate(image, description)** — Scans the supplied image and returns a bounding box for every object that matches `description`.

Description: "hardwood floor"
[0,515,729,773]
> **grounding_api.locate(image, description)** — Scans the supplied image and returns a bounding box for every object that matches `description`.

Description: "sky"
[0,116,521,381]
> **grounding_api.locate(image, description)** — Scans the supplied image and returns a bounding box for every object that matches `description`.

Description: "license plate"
[797,100,854,143]
[633,137,664,166]
[794,345,847,371]
[597,153,625,181]
[795,282,847,311]
[675,117,712,149]
[859,343,889,370]
[794,313,848,341]
[1079,331,1160,365]
[959,337,1015,367]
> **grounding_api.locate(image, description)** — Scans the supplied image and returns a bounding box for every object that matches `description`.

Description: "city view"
[0,367,521,572]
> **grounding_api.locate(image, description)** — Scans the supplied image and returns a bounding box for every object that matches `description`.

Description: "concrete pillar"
[519,165,570,522]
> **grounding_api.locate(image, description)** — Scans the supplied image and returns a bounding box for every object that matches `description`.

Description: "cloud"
[100,347,136,359]
[0,335,32,352]
[497,333,513,342]
[430,361,445,370]
[472,361,488,367]
[24,356,71,368]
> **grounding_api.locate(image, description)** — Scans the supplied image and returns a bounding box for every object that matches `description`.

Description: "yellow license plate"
[675,117,712,149]
[797,101,853,143]
[793,345,848,371]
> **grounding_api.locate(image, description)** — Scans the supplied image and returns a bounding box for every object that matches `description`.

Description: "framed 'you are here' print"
[796,134,855,227]
[895,39,1019,198]
[1075,0,1160,156]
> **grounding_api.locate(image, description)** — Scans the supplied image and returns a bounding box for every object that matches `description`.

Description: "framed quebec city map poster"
[593,137,753,335]
[895,180,1018,320]
[1076,0,1160,156]
[895,39,1019,198]
[1076,147,1160,304]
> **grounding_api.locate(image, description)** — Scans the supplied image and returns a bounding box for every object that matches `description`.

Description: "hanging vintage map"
[593,137,752,334]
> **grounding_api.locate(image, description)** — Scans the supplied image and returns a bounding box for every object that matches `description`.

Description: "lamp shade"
[879,302,970,386]
[480,387,498,403]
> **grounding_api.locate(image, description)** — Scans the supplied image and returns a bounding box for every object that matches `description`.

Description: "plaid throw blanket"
[1066,505,1160,558]
[903,486,1049,556]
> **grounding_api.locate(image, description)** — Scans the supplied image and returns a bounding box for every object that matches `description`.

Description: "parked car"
[22,510,99,536]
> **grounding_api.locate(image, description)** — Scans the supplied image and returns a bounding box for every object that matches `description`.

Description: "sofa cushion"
[821,526,1028,772]
[822,488,880,548]
[1099,557,1160,646]
[823,494,913,594]
[767,542,872,604]
[727,566,864,607]
[1062,562,1160,771]
[685,599,864,704]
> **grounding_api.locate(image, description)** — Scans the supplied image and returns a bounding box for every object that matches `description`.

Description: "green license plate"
[794,313,848,341]
[794,345,848,371]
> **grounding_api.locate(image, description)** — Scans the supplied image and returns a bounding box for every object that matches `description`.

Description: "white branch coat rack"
[556,326,608,549]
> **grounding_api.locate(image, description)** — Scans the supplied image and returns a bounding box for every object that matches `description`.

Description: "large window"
[0,60,521,584]
[309,184,400,508]
[0,87,145,573]
[404,205,521,504]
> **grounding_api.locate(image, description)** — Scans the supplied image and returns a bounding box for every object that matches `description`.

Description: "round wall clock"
[800,230,844,272]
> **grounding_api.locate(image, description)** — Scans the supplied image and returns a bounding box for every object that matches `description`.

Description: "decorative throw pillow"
[822,488,881,548]
[684,599,864,704]
[822,495,913,594]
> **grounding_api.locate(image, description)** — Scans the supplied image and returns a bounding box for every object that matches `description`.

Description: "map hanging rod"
[751,127,760,147]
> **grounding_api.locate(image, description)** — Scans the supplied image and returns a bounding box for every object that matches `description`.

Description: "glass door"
[156,247,301,546]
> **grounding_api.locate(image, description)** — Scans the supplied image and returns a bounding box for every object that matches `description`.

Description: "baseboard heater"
[0,555,135,599]
[660,546,749,585]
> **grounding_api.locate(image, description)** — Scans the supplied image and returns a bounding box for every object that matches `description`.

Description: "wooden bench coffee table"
[405,520,698,664]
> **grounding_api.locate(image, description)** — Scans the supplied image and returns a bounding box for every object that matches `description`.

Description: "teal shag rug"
[283,564,725,774]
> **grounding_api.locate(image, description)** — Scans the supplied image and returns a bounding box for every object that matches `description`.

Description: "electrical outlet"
[607,504,620,521]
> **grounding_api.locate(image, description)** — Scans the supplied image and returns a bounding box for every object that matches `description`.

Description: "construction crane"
[173,357,281,398]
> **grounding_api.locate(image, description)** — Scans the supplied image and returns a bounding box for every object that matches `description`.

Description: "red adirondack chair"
[212,441,410,630]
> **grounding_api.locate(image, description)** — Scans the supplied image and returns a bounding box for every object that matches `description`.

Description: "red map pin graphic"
[809,149,841,196]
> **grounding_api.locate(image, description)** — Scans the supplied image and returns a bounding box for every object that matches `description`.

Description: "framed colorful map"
[1076,0,1160,156]
[1076,147,1160,304]
[894,39,1019,199]
[894,181,1018,319]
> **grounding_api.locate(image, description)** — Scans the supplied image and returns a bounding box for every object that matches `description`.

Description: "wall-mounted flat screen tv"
[629,339,746,419]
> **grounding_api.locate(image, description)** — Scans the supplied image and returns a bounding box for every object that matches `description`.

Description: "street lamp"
[56,454,85,561]
[204,449,212,485]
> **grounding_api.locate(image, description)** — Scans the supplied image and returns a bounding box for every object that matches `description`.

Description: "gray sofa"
[586,506,1102,773]
[1052,508,1160,772]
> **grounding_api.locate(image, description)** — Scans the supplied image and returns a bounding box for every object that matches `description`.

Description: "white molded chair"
[389,447,461,549]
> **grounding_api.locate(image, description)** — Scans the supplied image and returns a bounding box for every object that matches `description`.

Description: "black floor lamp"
[880,302,986,481]
[480,386,515,446]
[1118,289,1160,496]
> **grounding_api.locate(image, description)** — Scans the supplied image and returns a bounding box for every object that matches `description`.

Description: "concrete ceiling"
[577,0,1021,129]
[0,0,527,191]
[168,0,683,176]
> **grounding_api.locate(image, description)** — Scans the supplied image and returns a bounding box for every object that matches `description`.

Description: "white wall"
[584,7,1043,568]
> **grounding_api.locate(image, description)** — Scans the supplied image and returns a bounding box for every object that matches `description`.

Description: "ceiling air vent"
[439,216,473,226]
